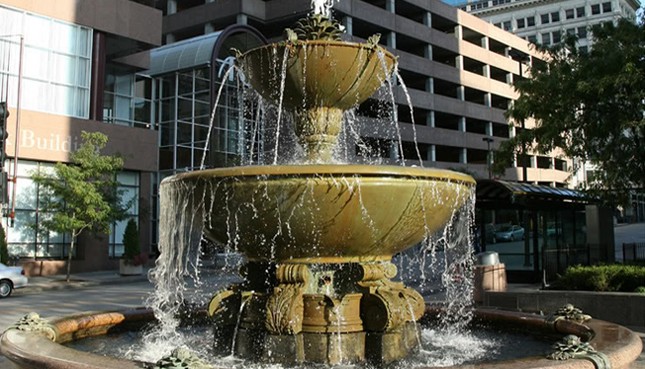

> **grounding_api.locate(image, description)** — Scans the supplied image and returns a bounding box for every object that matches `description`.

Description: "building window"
[527,16,535,27]
[566,9,575,19]
[551,11,560,22]
[0,6,92,118]
[503,21,512,31]
[541,32,551,45]
[602,2,612,12]
[527,35,538,44]
[576,7,586,17]
[517,18,525,28]
[109,172,140,258]
[567,28,576,36]
[3,160,141,259]
[578,27,588,39]
[541,13,550,24]
[591,4,601,14]
[104,70,153,129]
[552,31,562,44]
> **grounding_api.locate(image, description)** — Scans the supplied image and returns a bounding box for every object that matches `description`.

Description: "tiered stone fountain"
[166,14,475,365]
[0,9,642,369]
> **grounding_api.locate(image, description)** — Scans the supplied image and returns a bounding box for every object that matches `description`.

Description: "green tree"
[495,19,645,203]
[32,131,128,281]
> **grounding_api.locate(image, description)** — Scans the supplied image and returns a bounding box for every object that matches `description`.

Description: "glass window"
[527,16,535,27]
[551,11,560,22]
[541,32,551,45]
[527,35,538,44]
[566,9,574,19]
[578,27,588,38]
[517,18,525,28]
[602,2,611,12]
[576,7,586,17]
[0,6,91,118]
[503,21,511,31]
[591,4,601,14]
[541,13,550,24]
[552,31,562,44]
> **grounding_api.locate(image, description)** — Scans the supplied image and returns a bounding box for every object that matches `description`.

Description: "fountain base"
[209,261,425,365]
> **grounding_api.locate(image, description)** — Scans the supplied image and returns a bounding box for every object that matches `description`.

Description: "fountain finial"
[311,0,336,18]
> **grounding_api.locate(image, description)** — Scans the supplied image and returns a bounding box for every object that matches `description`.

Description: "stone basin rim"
[163,164,477,185]
[238,39,398,60]
[1,307,641,369]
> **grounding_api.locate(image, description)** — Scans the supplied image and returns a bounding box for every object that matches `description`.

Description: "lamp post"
[508,49,531,183]
[482,136,494,179]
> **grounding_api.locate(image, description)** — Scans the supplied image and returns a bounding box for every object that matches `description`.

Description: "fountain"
[156,11,475,366]
[0,5,642,369]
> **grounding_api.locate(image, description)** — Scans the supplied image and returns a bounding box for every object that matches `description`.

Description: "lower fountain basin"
[163,165,475,263]
[1,307,641,369]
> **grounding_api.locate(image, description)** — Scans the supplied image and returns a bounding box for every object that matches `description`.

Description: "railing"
[622,242,645,263]
[542,246,599,282]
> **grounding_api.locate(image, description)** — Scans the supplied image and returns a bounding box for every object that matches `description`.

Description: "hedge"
[550,264,645,292]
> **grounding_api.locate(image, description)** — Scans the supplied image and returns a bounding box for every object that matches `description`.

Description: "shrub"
[551,264,645,292]
[122,219,145,265]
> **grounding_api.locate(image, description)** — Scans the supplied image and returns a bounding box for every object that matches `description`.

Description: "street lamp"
[508,49,531,183]
[482,136,494,179]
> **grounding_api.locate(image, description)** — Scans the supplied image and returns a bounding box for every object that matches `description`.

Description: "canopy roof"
[476,180,591,207]
[146,24,266,76]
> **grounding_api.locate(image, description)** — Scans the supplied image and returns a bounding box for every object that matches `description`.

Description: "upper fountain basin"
[238,40,396,110]
[164,165,475,263]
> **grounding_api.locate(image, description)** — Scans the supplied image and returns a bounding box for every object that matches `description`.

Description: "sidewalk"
[15,269,152,295]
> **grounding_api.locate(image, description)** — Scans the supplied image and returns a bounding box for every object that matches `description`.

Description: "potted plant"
[119,219,147,275]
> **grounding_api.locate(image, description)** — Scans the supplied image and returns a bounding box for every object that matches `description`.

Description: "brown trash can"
[473,252,507,303]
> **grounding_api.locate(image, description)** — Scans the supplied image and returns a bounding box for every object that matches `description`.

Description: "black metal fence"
[622,242,645,263]
[542,246,599,282]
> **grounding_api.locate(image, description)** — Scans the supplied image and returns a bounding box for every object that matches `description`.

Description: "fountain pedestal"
[209,261,425,365]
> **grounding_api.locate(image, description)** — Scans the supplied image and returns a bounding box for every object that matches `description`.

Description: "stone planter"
[119,259,142,276]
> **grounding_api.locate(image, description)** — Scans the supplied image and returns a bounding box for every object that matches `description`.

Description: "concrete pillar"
[429,144,436,161]
[427,110,435,127]
[455,25,463,39]
[458,117,466,132]
[204,23,215,34]
[343,16,353,35]
[424,44,433,60]
[585,205,615,263]
[387,32,396,49]
[481,36,489,50]
[425,77,434,94]
[457,86,465,101]
[483,64,490,78]
[486,122,493,136]
[455,55,464,70]
[484,92,492,107]
[460,147,467,164]
[423,12,432,27]
[167,0,177,15]
[237,14,248,25]
[386,0,395,13]
[389,141,400,160]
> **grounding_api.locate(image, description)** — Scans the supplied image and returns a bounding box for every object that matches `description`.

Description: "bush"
[551,264,645,292]
[122,219,144,265]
